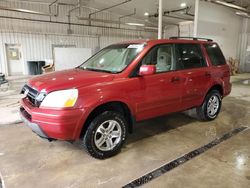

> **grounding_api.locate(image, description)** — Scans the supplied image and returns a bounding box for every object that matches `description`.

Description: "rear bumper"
[20,98,87,140]
[223,82,232,97]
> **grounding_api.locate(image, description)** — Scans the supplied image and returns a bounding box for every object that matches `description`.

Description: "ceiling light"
[126,23,145,26]
[214,0,247,11]
[144,12,149,16]
[180,3,187,8]
[144,26,158,30]
[179,21,194,25]
[236,11,250,18]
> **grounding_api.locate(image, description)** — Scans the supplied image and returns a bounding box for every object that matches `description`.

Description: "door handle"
[171,76,181,83]
[205,71,211,77]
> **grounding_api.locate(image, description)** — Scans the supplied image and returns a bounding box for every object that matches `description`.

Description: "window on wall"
[204,43,226,66]
[141,44,175,73]
[176,44,206,70]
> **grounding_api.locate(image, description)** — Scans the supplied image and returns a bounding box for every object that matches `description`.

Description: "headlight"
[40,89,78,108]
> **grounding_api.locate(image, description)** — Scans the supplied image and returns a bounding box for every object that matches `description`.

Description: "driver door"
[128,44,183,121]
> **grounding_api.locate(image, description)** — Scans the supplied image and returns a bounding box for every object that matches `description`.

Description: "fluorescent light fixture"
[180,3,187,8]
[179,21,194,25]
[144,12,149,16]
[236,11,250,18]
[126,22,145,26]
[144,26,158,30]
[214,0,247,11]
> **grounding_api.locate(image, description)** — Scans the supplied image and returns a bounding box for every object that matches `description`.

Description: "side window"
[176,44,206,70]
[204,43,226,66]
[141,44,175,73]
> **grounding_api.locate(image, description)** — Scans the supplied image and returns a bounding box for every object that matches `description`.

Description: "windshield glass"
[79,43,145,73]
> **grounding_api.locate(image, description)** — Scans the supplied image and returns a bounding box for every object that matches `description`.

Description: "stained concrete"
[0,76,31,125]
[0,74,249,188]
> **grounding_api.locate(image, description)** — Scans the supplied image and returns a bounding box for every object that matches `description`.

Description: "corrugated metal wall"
[0,32,100,74]
[0,1,157,75]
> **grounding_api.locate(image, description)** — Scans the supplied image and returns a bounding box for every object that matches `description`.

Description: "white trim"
[158,0,163,39]
[2,44,8,76]
[194,0,199,37]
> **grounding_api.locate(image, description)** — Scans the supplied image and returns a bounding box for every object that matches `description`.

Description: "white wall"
[0,32,99,75]
[238,18,250,72]
[179,21,194,37]
[197,1,242,60]
[163,26,179,39]
[54,48,92,71]
[163,22,194,39]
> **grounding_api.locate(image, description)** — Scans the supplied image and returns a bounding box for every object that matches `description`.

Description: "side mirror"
[139,65,156,76]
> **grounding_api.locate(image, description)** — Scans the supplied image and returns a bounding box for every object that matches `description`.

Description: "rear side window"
[176,44,206,70]
[204,43,226,66]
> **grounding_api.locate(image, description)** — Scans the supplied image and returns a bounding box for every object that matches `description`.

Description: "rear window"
[176,44,206,70]
[204,43,226,66]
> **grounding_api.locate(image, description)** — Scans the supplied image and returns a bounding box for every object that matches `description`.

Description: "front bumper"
[20,98,87,140]
[20,108,50,139]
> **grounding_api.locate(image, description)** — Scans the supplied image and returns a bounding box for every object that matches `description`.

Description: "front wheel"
[82,111,128,159]
[196,90,222,121]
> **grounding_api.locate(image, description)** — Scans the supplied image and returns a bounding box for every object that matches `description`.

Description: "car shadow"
[126,112,198,144]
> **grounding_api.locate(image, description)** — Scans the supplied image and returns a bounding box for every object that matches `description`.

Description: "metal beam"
[78,17,120,24]
[163,14,193,21]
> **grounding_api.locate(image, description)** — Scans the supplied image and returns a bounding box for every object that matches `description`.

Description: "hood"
[28,69,115,93]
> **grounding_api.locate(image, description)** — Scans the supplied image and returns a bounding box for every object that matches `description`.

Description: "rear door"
[203,43,231,96]
[175,43,212,109]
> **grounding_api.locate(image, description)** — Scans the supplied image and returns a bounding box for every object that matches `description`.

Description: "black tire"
[196,90,222,121]
[82,111,128,159]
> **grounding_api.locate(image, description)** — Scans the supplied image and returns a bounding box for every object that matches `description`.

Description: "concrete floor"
[0,74,250,188]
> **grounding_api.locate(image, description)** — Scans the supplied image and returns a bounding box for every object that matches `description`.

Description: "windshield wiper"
[81,67,116,74]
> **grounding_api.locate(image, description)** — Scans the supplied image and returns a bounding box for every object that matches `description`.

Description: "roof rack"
[169,36,213,42]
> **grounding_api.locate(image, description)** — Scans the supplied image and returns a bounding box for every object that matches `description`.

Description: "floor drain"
[123,126,248,188]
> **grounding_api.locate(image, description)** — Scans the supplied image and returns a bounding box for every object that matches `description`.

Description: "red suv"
[20,37,231,159]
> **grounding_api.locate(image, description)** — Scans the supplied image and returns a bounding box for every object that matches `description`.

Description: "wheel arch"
[207,84,224,97]
[80,101,135,138]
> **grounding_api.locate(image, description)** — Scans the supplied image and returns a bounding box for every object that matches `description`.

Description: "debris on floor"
[0,73,7,84]
[0,73,8,92]
[227,58,240,75]
[0,76,30,125]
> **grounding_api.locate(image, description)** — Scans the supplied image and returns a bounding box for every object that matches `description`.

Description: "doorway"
[5,44,23,75]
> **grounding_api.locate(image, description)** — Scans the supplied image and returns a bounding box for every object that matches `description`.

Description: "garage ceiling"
[4,0,250,24]
[8,0,195,24]
[81,0,195,23]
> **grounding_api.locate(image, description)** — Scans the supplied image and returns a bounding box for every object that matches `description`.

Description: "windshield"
[79,43,145,73]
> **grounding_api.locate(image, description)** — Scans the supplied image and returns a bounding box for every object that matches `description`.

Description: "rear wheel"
[82,111,127,159]
[196,90,222,121]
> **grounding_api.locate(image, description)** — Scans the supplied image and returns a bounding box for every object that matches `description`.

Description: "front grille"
[21,84,42,107]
